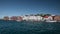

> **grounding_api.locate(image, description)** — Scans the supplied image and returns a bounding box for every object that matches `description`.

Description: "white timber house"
[22,15,43,21]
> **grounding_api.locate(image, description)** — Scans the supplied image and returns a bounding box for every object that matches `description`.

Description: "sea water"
[0,20,60,34]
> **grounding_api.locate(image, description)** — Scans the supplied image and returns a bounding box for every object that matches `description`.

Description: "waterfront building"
[43,16,53,21]
[28,16,37,21]
[48,16,53,20]
[10,16,17,20]
[17,16,23,21]
[43,16,49,21]
[3,16,9,20]
[37,16,43,21]
[28,16,43,21]
[22,16,29,21]
[1,14,60,22]
[54,16,60,21]
[22,15,43,21]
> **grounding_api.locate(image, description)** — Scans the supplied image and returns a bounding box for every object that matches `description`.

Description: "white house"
[37,16,43,21]
[44,16,53,21]
[22,15,43,21]
[28,16,37,21]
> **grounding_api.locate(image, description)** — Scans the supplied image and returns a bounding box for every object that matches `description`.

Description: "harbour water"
[0,20,60,34]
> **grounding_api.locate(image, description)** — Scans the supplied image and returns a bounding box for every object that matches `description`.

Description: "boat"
[46,20,57,22]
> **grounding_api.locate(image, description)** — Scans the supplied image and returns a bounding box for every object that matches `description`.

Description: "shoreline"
[0,19,60,23]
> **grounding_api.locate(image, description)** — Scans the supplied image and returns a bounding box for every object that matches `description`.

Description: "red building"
[10,16,17,20]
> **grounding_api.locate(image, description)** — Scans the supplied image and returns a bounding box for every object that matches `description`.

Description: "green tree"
[45,14,51,16]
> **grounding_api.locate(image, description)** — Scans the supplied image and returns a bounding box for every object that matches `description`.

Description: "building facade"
[17,16,23,21]
[54,16,60,21]
[3,16,9,20]
[10,16,17,20]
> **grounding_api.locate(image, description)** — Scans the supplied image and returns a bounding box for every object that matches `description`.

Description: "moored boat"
[46,20,57,22]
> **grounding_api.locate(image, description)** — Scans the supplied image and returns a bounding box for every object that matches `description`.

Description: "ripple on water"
[0,20,60,34]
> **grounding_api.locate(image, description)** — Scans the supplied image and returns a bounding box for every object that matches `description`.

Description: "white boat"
[46,20,57,22]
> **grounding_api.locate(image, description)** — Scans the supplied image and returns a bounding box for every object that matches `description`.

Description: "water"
[0,20,60,34]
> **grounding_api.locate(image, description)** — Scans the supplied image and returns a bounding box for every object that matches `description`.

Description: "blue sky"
[0,0,60,18]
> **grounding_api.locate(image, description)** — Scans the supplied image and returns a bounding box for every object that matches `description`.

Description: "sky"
[0,0,60,18]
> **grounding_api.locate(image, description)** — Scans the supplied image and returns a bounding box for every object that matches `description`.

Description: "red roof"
[44,16,49,18]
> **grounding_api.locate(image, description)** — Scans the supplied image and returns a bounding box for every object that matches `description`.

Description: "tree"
[30,14,34,16]
[45,14,51,16]
[25,15,28,16]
